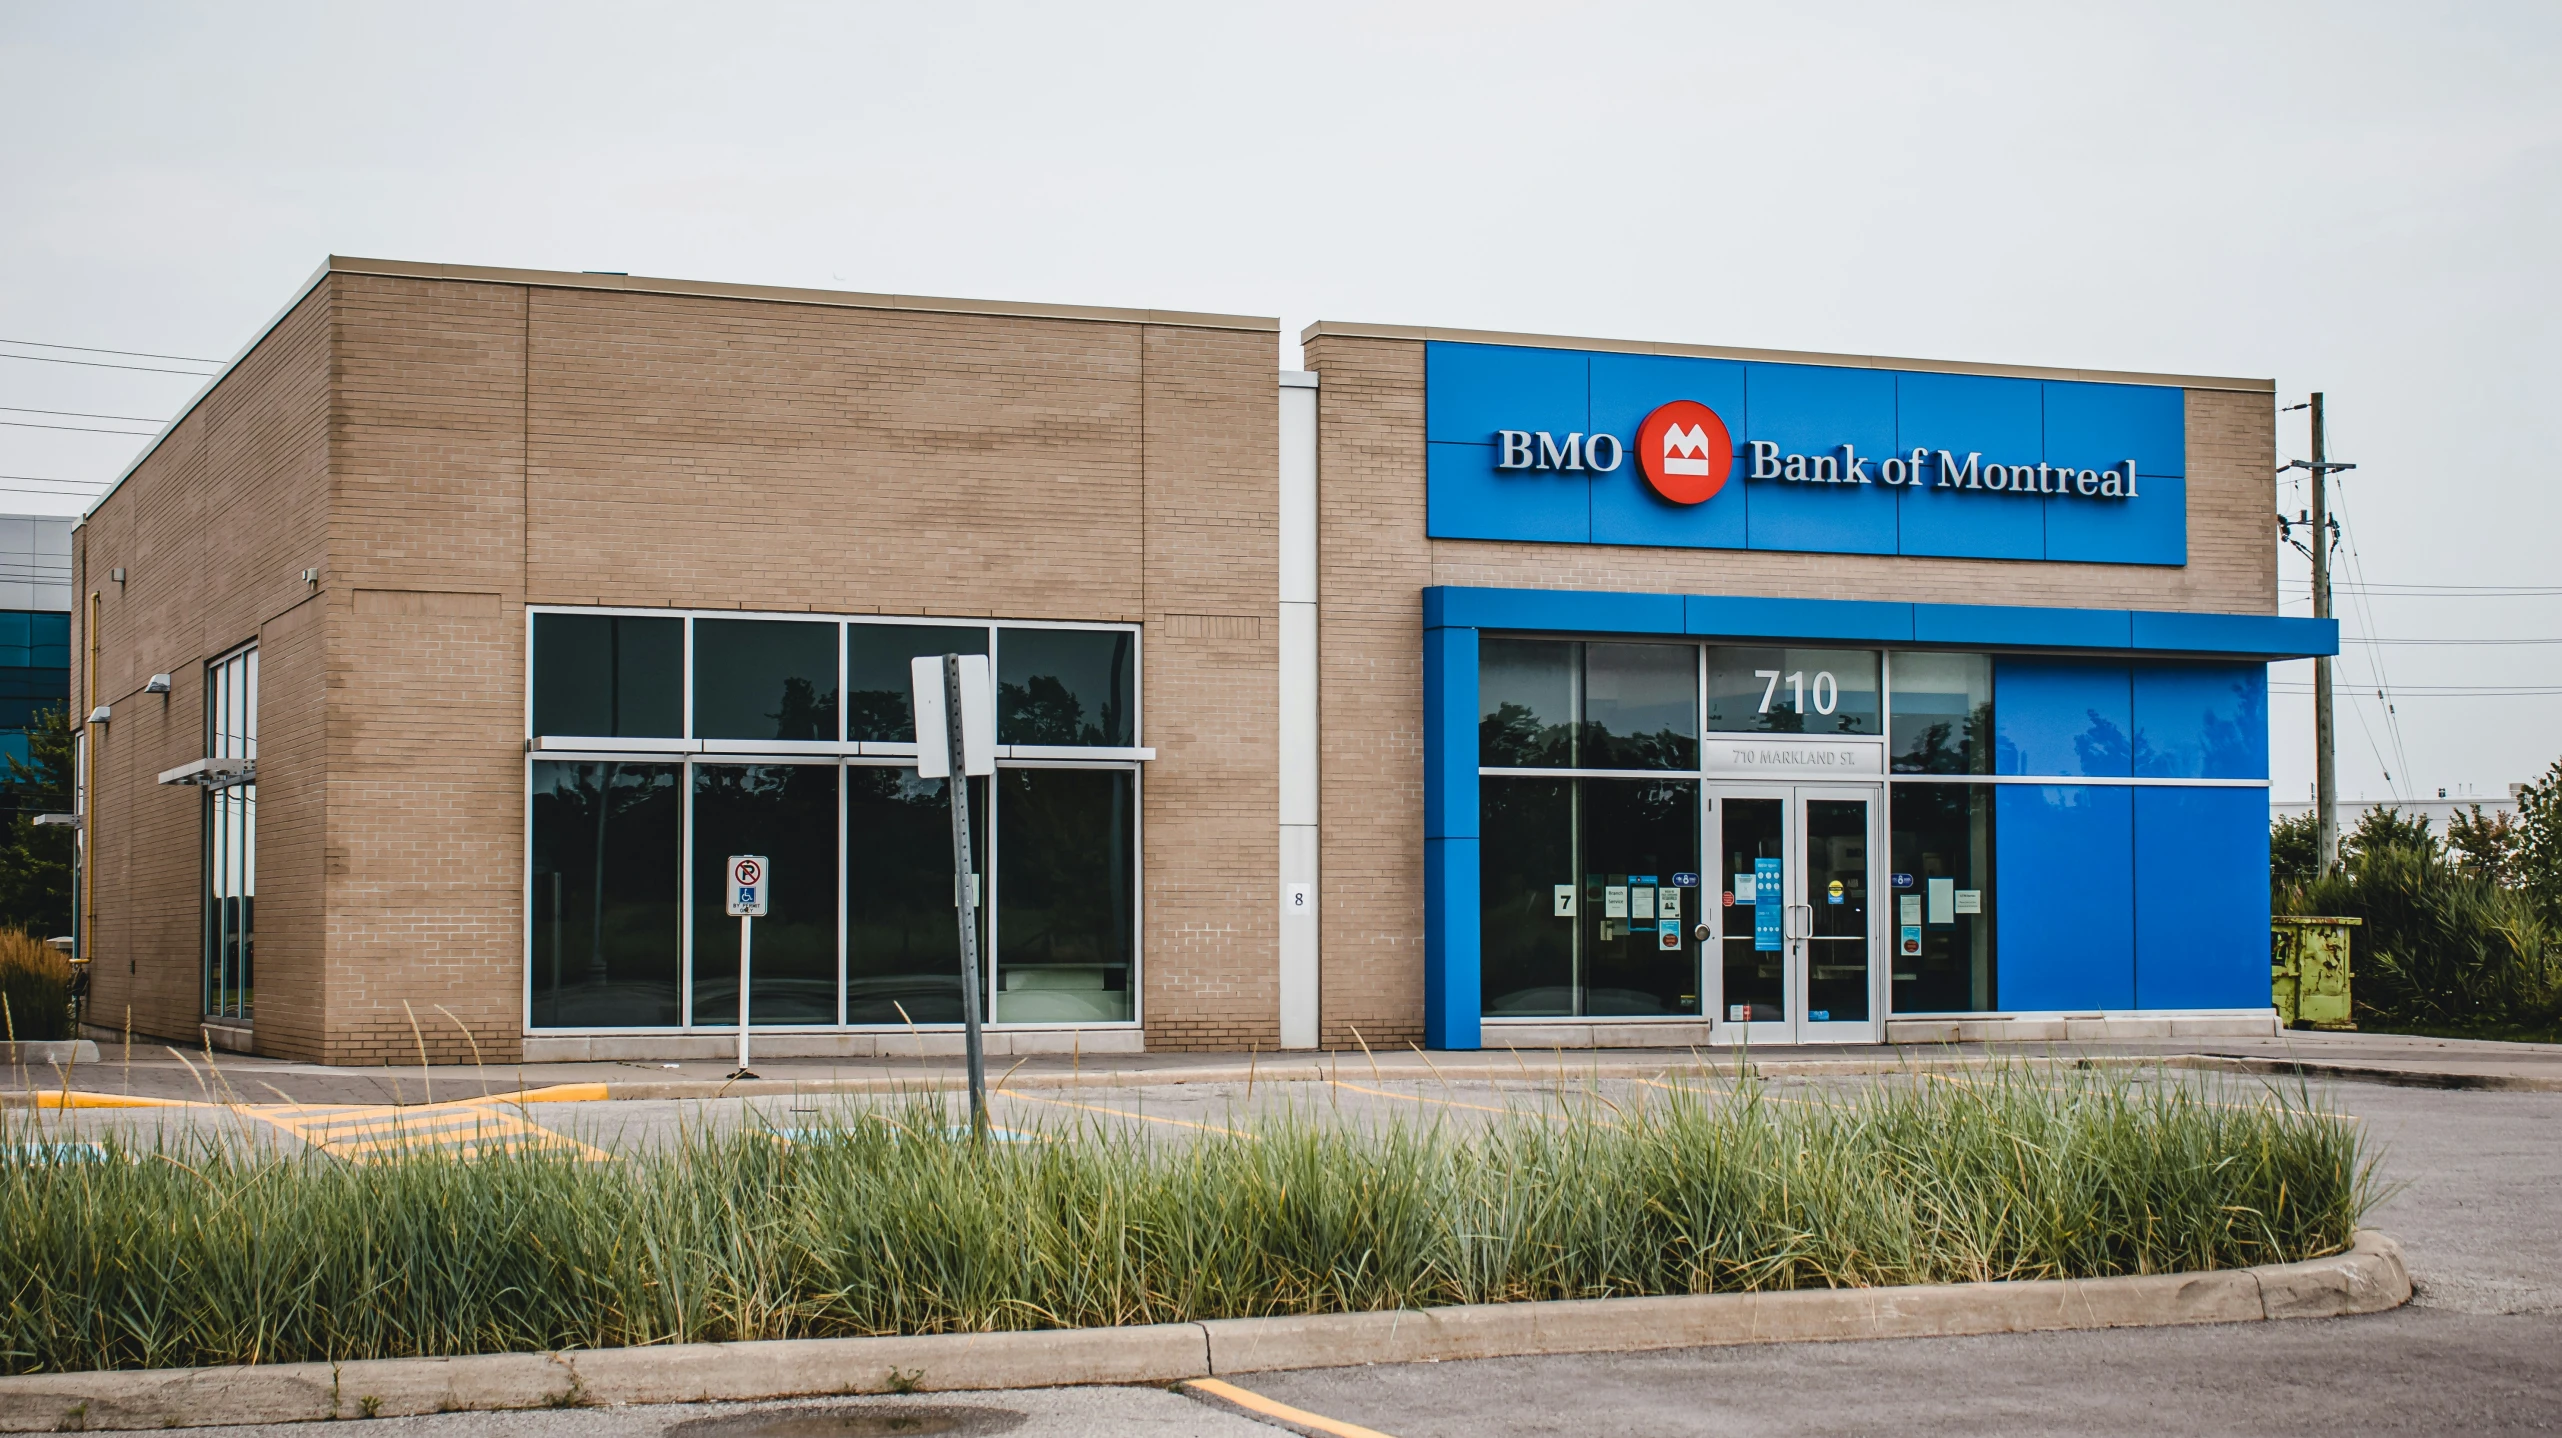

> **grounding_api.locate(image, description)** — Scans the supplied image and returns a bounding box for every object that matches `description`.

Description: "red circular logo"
[733,858,762,885]
[1635,401,1734,505]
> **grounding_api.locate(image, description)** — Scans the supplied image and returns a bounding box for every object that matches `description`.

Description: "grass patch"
[0,1063,2373,1374]
[0,928,71,1043]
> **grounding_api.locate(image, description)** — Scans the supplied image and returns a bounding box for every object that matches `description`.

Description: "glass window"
[1804,797,1872,1023]
[1580,778,1701,1015]
[847,624,987,744]
[690,764,840,1026]
[995,767,1134,1022]
[693,619,839,742]
[1890,652,1991,774]
[1581,643,1697,771]
[998,629,1133,747]
[1479,777,1574,1014]
[1479,774,1700,1018]
[529,760,682,1027]
[1888,785,1996,1012]
[1706,647,1879,736]
[204,645,257,1021]
[1715,797,1786,1022]
[845,766,986,1024]
[1480,639,1577,768]
[532,613,682,738]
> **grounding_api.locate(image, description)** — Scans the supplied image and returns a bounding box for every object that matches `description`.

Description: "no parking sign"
[726,855,769,917]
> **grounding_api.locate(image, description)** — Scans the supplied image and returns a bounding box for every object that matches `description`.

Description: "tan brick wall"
[76,285,333,1055]
[1302,334,2279,1048]
[86,267,1283,1061]
[325,275,529,1065]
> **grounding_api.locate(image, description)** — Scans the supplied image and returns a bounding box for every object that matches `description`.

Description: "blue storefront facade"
[1296,325,2333,1051]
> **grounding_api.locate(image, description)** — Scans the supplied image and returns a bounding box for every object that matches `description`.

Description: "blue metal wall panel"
[1995,784,2136,1010]
[1741,362,1900,557]
[2043,380,2186,477]
[1426,836,1483,1049]
[2133,786,2270,1009]
[2046,473,2185,566]
[1432,587,1686,635]
[2132,663,2269,779]
[1995,658,2135,777]
[1916,604,2133,651]
[1423,624,1479,839]
[1590,351,1747,444]
[2130,610,2339,657]
[1427,441,1589,543]
[1686,594,1914,643]
[1427,343,1586,444]
[1893,372,2047,560]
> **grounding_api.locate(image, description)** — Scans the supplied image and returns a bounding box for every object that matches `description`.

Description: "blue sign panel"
[1753,857,1783,952]
[1424,342,2187,566]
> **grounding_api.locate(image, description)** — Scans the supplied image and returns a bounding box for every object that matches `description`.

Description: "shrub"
[0,927,70,1042]
[2283,840,2562,1030]
[0,1063,2371,1374]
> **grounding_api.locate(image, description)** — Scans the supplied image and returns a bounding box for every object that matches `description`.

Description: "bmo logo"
[1635,401,1732,505]
[1493,400,1736,507]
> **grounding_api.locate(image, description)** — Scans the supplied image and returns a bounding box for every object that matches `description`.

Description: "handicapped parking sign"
[726,855,769,917]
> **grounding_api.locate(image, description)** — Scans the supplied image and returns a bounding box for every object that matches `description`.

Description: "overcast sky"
[3,2,2556,805]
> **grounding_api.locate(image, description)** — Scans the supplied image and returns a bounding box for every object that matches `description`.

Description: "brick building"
[74,258,2331,1063]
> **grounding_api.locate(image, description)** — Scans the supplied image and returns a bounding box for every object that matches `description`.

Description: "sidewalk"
[10,1027,2559,1107]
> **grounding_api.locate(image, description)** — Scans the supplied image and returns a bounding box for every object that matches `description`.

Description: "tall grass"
[0,928,70,1043]
[0,1064,2373,1374]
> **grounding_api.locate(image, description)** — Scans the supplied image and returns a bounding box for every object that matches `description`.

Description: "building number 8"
[1755,669,1839,716]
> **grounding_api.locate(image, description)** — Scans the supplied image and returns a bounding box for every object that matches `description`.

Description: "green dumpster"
[2271,915,2360,1029]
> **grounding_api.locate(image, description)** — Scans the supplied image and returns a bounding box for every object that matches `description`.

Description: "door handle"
[1785,904,1813,941]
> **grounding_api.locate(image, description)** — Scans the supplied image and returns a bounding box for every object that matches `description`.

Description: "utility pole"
[2310,393,2339,874]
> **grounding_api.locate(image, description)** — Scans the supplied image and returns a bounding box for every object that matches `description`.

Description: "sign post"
[913,652,995,1138]
[725,854,768,1079]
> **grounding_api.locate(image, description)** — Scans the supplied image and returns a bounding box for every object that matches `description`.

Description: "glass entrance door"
[1707,784,1880,1044]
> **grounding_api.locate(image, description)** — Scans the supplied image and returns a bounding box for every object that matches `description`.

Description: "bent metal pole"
[943,652,990,1138]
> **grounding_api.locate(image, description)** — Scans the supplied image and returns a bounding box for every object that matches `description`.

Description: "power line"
[0,352,215,378]
[0,417,156,435]
[2273,685,2562,697]
[2282,584,2562,598]
[2339,636,2562,646]
[0,337,224,365]
[0,405,170,424]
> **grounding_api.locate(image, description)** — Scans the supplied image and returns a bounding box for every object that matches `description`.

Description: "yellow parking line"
[998,1088,1255,1139]
[1187,1377,1396,1438]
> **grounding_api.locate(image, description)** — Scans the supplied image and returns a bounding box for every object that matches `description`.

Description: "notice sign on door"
[1753,857,1782,951]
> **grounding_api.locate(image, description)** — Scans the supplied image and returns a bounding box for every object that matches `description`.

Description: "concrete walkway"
[9,1027,2559,1109]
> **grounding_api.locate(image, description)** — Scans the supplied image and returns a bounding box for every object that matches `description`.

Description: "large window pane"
[1889,785,1996,1012]
[1480,777,1574,1015]
[995,767,1134,1022]
[1581,778,1700,1016]
[847,624,987,744]
[694,619,839,742]
[1804,798,1871,1023]
[532,614,682,737]
[1717,797,1786,1022]
[1480,638,1577,768]
[998,629,1132,747]
[690,764,839,1025]
[1706,647,1880,736]
[529,761,682,1027]
[204,645,257,1021]
[1890,652,1991,774]
[1581,643,1697,771]
[846,766,985,1024]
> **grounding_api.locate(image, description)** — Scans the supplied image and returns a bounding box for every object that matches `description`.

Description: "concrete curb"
[1,1040,97,1068]
[0,1232,2409,1432]
[2165,1053,2562,1094]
